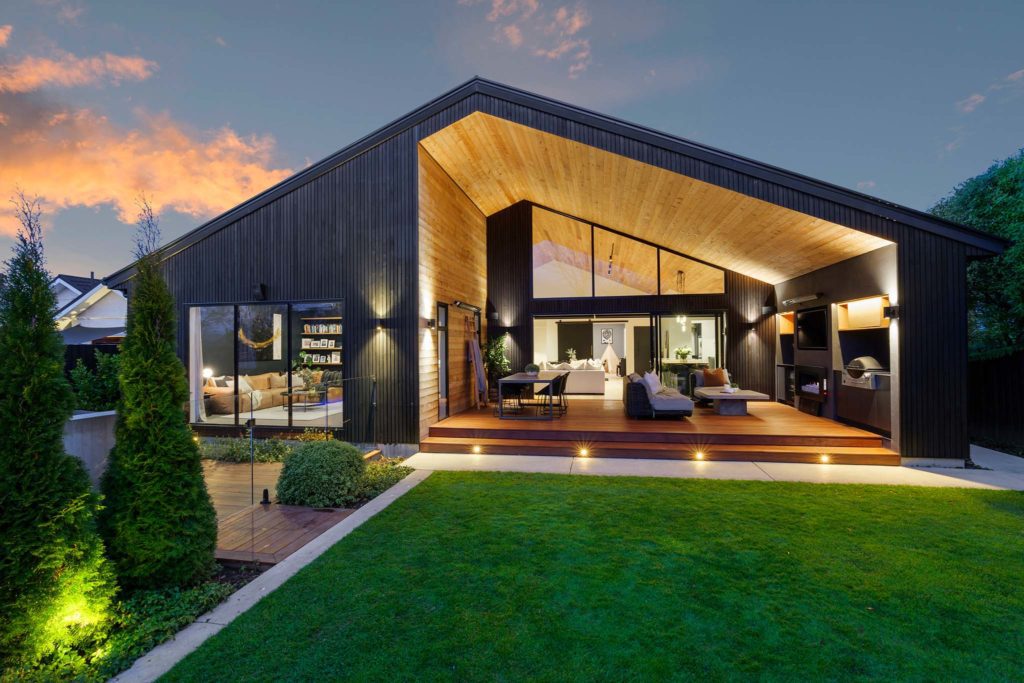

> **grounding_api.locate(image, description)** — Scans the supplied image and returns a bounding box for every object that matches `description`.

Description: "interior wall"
[417,147,487,438]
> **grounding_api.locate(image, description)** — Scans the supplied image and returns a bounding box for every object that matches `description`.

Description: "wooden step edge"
[417,439,900,466]
[426,427,883,448]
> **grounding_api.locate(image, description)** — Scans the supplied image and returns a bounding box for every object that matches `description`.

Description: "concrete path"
[404,445,1024,490]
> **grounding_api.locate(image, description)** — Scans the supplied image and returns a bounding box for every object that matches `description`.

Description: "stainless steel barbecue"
[841,356,887,389]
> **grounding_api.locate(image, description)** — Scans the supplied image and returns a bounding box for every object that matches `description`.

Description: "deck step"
[418,437,900,466]
[427,425,883,448]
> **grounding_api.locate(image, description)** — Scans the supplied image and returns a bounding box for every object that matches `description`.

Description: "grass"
[166,472,1024,680]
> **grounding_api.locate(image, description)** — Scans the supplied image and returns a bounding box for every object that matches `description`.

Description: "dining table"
[497,371,566,420]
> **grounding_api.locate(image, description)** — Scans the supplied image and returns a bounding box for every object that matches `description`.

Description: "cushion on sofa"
[643,371,662,395]
[269,373,288,389]
[703,368,729,387]
[649,388,695,412]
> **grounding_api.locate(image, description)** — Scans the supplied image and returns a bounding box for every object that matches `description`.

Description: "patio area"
[421,398,899,465]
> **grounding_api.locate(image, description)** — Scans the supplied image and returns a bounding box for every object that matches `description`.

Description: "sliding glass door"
[188,300,344,430]
[652,312,726,390]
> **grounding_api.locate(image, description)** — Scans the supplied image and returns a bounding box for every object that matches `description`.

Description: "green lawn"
[166,472,1024,681]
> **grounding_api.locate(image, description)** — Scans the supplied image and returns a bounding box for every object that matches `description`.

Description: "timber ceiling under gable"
[419,112,893,284]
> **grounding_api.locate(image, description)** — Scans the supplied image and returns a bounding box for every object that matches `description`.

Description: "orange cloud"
[0,25,12,47]
[0,51,157,93]
[955,93,985,113]
[475,1,594,78]
[0,98,293,235]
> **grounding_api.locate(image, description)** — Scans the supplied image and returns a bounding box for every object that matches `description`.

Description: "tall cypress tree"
[100,200,217,589]
[0,194,114,674]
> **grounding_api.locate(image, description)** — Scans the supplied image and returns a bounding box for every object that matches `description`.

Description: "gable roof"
[54,273,102,294]
[106,77,1007,286]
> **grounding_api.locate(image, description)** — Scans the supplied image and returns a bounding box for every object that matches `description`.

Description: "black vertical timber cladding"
[147,132,419,445]
[140,86,975,456]
[485,202,776,397]
[486,202,532,373]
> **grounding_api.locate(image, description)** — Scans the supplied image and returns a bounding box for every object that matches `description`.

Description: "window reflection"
[594,228,658,297]
[532,207,592,298]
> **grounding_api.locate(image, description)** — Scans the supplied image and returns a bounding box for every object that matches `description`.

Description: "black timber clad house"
[105,77,1006,460]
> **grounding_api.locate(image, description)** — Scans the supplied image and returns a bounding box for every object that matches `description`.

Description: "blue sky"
[0,0,1021,277]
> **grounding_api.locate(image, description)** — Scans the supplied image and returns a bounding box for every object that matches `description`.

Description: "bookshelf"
[300,316,342,366]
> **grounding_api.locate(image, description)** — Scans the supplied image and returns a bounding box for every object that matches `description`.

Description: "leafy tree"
[100,199,217,589]
[0,193,115,675]
[931,149,1024,356]
[70,351,122,411]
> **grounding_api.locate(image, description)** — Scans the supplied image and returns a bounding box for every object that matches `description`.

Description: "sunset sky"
[1,0,1022,277]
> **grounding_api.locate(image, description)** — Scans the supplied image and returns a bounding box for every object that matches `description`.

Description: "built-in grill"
[837,355,891,435]
[841,356,887,389]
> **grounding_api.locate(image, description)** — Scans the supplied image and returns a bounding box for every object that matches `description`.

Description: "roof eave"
[104,76,1007,287]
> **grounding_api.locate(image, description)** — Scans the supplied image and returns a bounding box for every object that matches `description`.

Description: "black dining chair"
[535,372,568,417]
[494,382,525,416]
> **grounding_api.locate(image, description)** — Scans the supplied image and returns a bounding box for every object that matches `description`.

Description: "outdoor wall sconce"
[425,318,436,329]
[883,305,900,320]
[376,318,385,331]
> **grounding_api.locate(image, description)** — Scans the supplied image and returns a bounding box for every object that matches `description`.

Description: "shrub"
[354,459,413,503]
[295,427,336,442]
[100,202,217,590]
[69,352,122,411]
[276,441,366,508]
[0,194,116,676]
[94,581,234,679]
[200,437,293,463]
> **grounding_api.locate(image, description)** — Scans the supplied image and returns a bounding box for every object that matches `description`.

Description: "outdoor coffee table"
[694,387,770,415]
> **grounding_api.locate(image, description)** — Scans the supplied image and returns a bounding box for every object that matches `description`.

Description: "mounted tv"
[796,307,828,350]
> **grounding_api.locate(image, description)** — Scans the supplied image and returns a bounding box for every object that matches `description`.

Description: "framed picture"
[328,339,335,348]
[331,352,341,364]
[601,328,613,345]
[301,338,310,349]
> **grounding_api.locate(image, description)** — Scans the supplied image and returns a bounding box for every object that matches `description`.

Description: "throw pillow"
[643,371,662,394]
[269,373,288,389]
[703,368,728,387]
[236,375,253,394]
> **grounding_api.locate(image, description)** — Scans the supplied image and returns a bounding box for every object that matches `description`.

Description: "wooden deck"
[203,461,351,565]
[421,399,899,465]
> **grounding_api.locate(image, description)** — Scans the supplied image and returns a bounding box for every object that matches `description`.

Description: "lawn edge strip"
[111,469,433,683]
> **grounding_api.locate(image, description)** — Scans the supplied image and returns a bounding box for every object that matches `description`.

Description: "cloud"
[0,25,12,47]
[0,93,293,235]
[0,51,157,93]
[214,35,228,47]
[1007,68,1024,82]
[467,0,594,78]
[955,92,985,113]
[856,180,876,191]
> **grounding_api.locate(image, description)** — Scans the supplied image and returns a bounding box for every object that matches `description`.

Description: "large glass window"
[659,251,725,295]
[594,228,658,297]
[532,206,592,298]
[530,206,725,300]
[189,301,343,429]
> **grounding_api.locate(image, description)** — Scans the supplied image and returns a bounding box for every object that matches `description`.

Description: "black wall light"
[425,318,436,329]
[883,305,900,320]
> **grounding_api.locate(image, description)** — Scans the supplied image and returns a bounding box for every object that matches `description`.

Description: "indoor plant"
[524,363,540,377]
[673,346,692,360]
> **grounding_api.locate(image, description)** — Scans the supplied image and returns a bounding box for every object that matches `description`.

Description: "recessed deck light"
[578,447,589,457]
[820,454,831,464]
[471,445,482,454]
[694,451,705,460]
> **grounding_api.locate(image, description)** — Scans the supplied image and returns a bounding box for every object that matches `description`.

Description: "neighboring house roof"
[55,282,127,343]
[105,77,1009,286]
[54,273,102,294]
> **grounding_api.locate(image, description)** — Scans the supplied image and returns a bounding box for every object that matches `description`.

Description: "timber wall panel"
[417,147,487,438]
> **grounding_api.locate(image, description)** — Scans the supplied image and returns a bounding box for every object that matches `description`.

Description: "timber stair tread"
[418,436,899,465]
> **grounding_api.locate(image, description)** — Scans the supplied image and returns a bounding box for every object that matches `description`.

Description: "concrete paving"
[404,445,1024,490]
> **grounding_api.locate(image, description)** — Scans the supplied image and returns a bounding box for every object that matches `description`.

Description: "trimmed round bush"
[276,441,366,508]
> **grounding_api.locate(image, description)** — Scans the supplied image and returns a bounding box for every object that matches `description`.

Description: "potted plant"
[565,347,577,363]
[483,333,512,384]
[292,351,317,393]
[524,363,540,377]
[673,346,692,360]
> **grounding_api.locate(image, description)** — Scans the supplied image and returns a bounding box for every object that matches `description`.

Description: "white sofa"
[539,360,606,394]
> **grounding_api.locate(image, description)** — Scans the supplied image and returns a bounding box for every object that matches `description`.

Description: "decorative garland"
[237,326,281,350]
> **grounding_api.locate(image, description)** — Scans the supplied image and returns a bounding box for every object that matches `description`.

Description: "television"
[796,307,828,350]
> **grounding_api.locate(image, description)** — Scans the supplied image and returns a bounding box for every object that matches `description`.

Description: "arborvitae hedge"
[0,198,115,675]
[100,235,217,590]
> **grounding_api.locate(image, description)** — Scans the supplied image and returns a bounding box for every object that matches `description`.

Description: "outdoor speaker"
[251,283,266,301]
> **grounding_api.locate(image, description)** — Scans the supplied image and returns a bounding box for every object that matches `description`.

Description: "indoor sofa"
[539,360,605,394]
[205,370,343,415]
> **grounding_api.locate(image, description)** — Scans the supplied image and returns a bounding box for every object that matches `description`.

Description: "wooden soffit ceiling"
[419,112,893,284]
